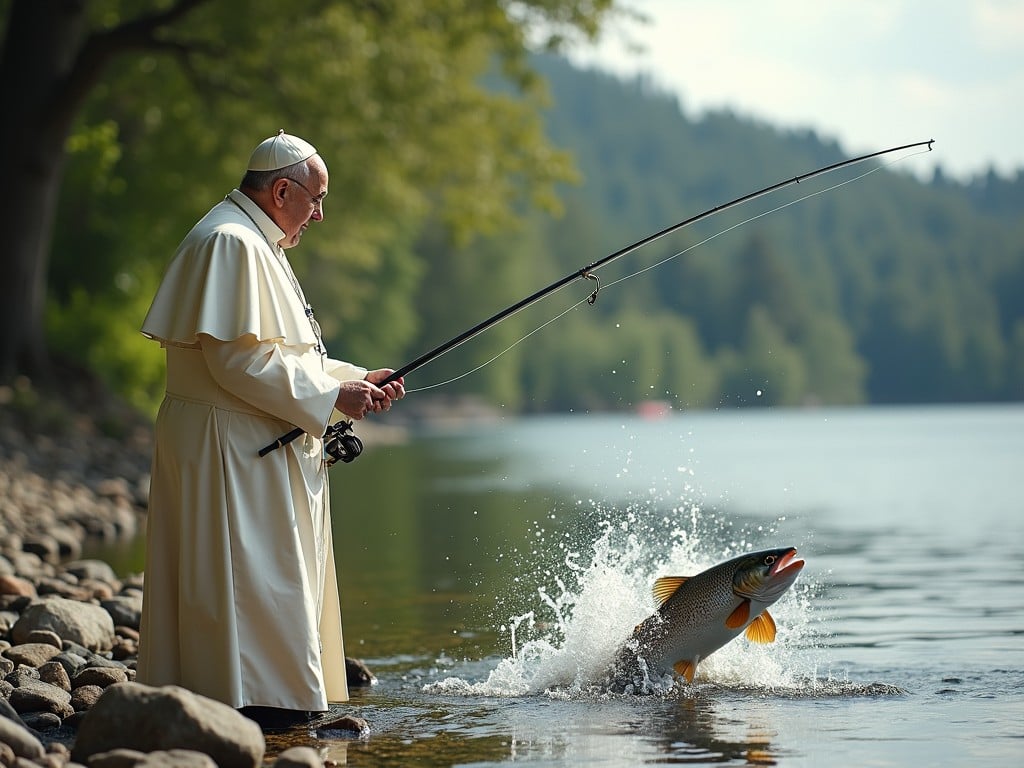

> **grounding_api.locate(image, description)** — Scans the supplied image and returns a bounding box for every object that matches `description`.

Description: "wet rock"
[313,714,369,736]
[72,683,264,768]
[345,657,376,687]
[12,597,116,652]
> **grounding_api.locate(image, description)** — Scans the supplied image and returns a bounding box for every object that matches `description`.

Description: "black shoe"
[238,706,313,732]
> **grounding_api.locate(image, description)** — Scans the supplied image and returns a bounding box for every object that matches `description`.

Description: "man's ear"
[271,178,289,207]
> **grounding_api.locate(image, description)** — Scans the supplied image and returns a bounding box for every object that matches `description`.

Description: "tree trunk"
[0,0,90,382]
[0,0,208,383]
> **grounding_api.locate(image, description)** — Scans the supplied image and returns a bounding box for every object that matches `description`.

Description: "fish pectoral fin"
[673,659,697,684]
[744,610,778,643]
[652,576,690,608]
[725,599,751,629]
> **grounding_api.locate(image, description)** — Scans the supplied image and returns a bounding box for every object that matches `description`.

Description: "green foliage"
[38,5,1024,413]
[46,284,166,416]
[44,0,619,410]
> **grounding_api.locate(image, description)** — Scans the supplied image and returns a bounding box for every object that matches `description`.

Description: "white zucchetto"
[247,130,317,172]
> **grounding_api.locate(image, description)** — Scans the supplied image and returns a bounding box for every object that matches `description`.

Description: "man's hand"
[366,368,405,406]
[334,369,405,419]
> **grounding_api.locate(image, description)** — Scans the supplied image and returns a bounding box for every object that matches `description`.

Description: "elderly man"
[137,131,404,730]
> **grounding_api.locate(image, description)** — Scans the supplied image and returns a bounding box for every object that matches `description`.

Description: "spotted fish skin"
[608,547,804,693]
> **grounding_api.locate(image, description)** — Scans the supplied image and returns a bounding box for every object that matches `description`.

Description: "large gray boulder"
[71,683,265,768]
[11,595,116,652]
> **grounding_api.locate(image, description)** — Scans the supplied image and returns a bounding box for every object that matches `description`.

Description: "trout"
[609,547,805,691]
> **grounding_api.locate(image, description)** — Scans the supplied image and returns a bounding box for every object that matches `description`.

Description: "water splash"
[426,495,827,698]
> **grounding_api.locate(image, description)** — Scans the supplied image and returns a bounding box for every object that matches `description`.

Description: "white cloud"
[569,0,1024,179]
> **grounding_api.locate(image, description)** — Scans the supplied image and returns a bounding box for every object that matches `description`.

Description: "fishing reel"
[323,420,363,466]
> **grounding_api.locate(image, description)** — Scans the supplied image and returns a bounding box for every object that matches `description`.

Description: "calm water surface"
[118,405,1024,766]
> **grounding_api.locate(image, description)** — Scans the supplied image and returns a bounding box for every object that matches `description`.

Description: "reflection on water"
[262,677,909,766]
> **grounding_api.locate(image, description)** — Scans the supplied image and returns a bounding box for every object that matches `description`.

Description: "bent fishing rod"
[260,139,934,462]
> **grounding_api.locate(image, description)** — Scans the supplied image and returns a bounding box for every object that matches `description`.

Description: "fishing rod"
[260,139,934,462]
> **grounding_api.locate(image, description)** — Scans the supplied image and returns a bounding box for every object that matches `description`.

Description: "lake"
[103,404,1024,766]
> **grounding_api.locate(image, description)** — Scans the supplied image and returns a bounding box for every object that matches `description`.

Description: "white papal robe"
[137,189,365,710]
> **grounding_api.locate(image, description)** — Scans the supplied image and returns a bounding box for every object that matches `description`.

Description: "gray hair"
[240,161,313,191]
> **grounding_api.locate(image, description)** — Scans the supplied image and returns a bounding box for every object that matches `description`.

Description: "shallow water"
[257,404,1024,766]
[101,405,1024,766]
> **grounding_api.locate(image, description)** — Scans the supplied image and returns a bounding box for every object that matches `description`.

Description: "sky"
[568,0,1024,182]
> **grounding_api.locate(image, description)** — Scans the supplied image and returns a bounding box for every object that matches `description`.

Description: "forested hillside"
[44,46,1024,415]
[404,55,1024,410]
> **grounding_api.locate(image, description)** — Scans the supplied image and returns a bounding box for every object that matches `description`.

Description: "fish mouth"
[744,548,805,602]
[770,548,805,579]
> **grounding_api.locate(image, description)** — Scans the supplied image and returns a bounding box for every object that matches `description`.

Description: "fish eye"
[764,555,777,565]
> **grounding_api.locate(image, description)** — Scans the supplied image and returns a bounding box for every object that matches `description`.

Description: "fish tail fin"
[673,659,697,684]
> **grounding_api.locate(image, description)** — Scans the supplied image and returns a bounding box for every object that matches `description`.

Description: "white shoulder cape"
[142,190,319,349]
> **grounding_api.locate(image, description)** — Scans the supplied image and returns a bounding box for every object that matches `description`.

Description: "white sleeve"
[199,333,345,436]
[324,356,369,384]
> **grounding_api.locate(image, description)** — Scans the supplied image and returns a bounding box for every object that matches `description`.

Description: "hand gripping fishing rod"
[260,139,933,462]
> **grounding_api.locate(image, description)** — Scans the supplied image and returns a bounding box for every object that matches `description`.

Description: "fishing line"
[260,139,933,458]
[406,291,594,392]
[405,144,932,393]
[598,145,931,293]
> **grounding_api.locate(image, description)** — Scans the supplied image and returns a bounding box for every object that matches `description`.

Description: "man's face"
[276,156,328,249]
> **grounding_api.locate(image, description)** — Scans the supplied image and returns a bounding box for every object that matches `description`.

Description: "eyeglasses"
[285,177,327,210]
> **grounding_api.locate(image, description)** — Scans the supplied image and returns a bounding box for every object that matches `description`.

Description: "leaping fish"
[609,547,805,691]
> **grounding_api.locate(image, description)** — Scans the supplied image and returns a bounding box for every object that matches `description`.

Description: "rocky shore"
[0,380,370,767]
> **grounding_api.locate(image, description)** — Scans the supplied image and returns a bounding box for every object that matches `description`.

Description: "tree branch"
[52,0,215,134]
